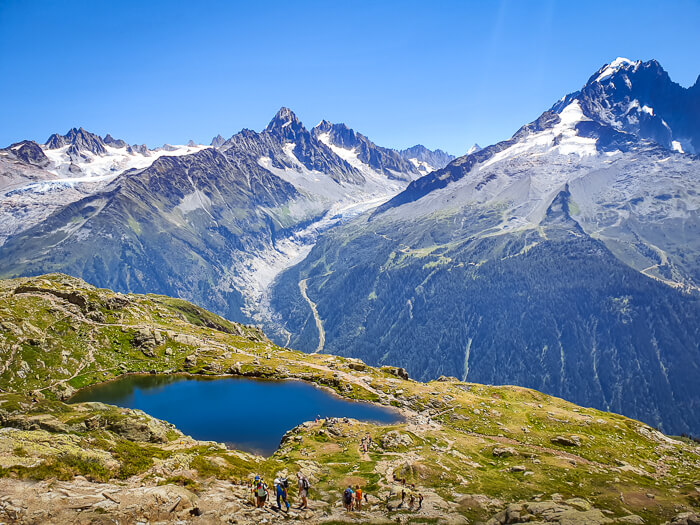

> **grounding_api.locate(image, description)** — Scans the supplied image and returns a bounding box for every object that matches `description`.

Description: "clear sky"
[1,0,699,155]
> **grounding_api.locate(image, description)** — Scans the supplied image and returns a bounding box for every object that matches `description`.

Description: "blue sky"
[1,0,698,155]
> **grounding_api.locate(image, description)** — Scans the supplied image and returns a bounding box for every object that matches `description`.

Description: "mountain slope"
[268,59,700,435]
[0,147,300,322]
[0,129,208,245]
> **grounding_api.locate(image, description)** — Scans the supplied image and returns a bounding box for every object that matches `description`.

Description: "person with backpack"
[343,485,354,512]
[296,472,309,510]
[354,485,363,510]
[274,477,290,512]
[418,492,424,510]
[253,476,268,508]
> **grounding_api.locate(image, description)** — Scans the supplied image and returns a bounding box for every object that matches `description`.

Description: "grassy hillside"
[0,274,698,523]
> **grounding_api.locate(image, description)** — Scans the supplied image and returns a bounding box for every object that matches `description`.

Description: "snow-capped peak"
[467,144,482,155]
[594,57,640,83]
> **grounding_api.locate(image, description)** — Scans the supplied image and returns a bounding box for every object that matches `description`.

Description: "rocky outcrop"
[381,366,409,380]
[380,430,413,450]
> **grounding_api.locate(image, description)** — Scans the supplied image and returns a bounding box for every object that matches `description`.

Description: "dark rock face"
[103,134,128,148]
[554,59,700,153]
[221,107,364,184]
[128,144,150,155]
[3,141,50,167]
[312,120,420,180]
[210,134,225,148]
[46,127,107,161]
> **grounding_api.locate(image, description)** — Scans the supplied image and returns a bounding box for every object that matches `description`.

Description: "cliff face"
[0,274,698,524]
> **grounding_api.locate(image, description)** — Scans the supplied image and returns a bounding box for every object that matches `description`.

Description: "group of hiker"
[251,472,310,512]
[398,483,424,511]
[360,433,373,453]
[342,484,366,511]
[250,473,426,514]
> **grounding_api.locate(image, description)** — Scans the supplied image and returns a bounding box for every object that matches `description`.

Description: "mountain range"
[1,58,698,435]
[0,109,450,324]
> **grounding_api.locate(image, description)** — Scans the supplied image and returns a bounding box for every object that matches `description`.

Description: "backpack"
[281,477,289,489]
[257,482,267,497]
[302,477,310,490]
[343,488,353,504]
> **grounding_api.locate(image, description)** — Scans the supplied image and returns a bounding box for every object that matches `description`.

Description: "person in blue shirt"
[343,485,354,512]
[274,477,290,511]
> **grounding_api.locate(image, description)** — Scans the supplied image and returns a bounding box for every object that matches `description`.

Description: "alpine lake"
[69,374,402,455]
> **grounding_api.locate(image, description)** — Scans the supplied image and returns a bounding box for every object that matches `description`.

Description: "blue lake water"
[69,374,401,455]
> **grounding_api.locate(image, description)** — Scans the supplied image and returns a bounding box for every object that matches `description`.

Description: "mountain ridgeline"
[0,109,450,324]
[267,59,700,436]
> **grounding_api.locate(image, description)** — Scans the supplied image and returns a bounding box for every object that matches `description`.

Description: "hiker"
[296,472,309,509]
[343,485,354,512]
[250,476,259,506]
[409,491,415,510]
[274,477,290,511]
[418,492,424,510]
[253,476,268,508]
[401,488,406,503]
[354,485,363,510]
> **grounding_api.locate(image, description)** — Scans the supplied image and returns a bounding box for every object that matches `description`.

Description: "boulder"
[668,512,700,525]
[493,447,518,457]
[348,362,366,371]
[551,435,581,447]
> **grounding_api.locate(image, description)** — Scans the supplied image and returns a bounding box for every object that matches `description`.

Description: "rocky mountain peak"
[45,127,107,157]
[103,134,127,149]
[314,119,334,133]
[312,120,358,149]
[555,58,699,153]
[398,144,455,171]
[210,134,225,147]
[264,107,306,135]
[466,143,482,155]
[2,140,50,167]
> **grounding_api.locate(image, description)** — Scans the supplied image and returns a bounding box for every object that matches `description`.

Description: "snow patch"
[480,100,597,170]
[407,157,435,175]
[36,143,209,192]
[595,57,639,83]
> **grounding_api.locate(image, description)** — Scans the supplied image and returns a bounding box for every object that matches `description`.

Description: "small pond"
[69,374,402,455]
